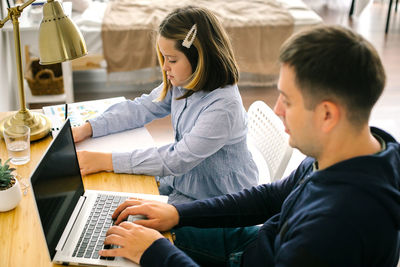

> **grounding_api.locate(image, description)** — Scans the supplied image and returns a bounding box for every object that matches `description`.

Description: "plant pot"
[0,178,22,212]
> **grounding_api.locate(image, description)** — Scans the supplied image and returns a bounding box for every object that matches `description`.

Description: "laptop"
[29,119,168,266]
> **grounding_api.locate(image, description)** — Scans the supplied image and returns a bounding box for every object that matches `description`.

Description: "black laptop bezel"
[29,118,84,260]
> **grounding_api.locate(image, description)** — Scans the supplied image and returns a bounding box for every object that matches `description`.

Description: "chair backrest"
[247,101,293,182]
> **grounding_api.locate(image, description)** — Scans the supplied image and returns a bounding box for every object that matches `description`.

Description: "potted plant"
[0,158,22,212]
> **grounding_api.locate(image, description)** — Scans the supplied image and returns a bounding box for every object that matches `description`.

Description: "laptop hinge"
[55,195,87,252]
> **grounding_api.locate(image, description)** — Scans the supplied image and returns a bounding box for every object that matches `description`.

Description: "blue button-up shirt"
[89,83,258,203]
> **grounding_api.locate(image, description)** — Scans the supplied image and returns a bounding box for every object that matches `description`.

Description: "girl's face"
[158,36,193,87]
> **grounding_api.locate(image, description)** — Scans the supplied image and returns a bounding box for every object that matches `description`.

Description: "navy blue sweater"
[141,128,400,266]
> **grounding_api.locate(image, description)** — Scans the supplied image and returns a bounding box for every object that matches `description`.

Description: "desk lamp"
[0,0,87,141]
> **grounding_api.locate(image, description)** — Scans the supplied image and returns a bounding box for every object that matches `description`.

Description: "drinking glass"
[3,125,31,165]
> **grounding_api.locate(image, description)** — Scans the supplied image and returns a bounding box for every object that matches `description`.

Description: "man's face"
[158,36,193,87]
[274,64,319,158]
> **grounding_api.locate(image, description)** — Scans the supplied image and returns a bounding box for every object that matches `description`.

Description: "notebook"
[29,118,167,266]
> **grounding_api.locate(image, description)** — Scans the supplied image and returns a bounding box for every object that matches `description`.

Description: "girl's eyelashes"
[162,55,177,64]
[282,99,290,106]
[281,96,290,106]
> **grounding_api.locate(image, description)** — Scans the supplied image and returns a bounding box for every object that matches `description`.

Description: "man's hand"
[113,199,180,232]
[99,222,164,264]
[76,150,113,176]
[72,122,93,143]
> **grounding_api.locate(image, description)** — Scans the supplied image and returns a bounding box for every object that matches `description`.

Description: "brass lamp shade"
[0,0,87,142]
[39,0,87,64]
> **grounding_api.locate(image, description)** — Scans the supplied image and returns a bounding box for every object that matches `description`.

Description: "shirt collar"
[372,132,387,153]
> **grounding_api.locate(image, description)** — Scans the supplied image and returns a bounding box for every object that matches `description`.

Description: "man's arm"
[140,239,199,267]
[174,163,307,228]
[101,159,312,266]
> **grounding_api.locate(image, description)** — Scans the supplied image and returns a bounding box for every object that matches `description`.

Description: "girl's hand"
[72,122,93,143]
[76,150,113,175]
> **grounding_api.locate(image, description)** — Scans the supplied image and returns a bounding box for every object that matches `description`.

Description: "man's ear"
[316,101,340,133]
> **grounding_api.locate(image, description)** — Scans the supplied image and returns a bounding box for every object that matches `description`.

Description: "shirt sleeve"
[89,84,171,137]
[140,238,199,267]
[112,99,239,176]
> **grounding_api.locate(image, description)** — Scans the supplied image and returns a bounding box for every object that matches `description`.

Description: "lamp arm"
[0,0,83,141]
[0,13,11,28]
[0,0,40,113]
[0,0,41,28]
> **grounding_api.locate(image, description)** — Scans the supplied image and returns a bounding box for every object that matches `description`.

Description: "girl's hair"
[156,6,239,100]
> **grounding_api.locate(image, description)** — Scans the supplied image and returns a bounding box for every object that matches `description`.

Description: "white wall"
[0,0,17,112]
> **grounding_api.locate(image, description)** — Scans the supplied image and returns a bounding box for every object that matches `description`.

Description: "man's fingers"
[99,246,125,258]
[106,225,130,237]
[112,199,159,220]
[118,221,139,229]
[113,201,154,225]
[112,199,143,220]
[132,218,158,228]
[100,234,128,258]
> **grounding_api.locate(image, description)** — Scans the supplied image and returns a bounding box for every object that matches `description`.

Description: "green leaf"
[0,158,14,188]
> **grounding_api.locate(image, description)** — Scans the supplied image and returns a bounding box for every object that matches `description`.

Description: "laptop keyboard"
[72,194,127,260]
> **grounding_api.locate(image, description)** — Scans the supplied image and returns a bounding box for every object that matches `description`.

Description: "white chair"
[247,100,293,183]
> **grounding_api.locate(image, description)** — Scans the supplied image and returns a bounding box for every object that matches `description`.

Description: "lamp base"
[0,109,51,141]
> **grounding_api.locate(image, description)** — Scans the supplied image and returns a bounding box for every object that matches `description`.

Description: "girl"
[72,6,258,204]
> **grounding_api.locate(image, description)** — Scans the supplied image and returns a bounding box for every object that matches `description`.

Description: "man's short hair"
[279,25,386,127]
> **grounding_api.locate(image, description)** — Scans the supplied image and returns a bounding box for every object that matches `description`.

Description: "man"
[98,25,400,266]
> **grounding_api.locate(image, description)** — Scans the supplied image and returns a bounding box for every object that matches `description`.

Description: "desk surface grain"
[0,111,161,267]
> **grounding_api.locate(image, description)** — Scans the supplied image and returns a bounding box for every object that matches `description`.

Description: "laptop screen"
[30,119,84,259]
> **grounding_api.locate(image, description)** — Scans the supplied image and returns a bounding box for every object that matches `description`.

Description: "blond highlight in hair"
[155,6,238,101]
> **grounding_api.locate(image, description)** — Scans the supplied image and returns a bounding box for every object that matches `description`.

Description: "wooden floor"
[74,0,400,145]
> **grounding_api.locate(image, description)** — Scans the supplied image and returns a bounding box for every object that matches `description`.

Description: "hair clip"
[182,24,197,49]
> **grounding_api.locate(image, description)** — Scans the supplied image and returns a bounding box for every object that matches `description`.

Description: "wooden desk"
[0,111,161,267]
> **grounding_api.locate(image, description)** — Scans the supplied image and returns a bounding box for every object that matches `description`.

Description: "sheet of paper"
[75,127,155,152]
[43,96,126,136]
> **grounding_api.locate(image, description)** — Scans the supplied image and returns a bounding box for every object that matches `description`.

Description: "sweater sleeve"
[173,162,308,228]
[140,238,199,267]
